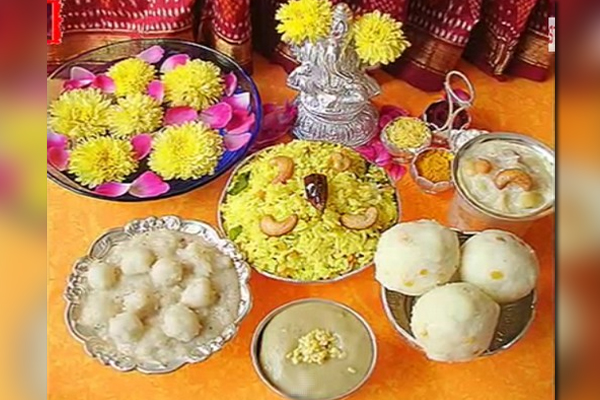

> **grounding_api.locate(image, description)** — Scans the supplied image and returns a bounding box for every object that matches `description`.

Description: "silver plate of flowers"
[64,216,252,374]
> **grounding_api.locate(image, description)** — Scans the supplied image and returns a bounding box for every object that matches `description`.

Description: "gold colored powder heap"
[286,328,345,365]
[385,117,431,149]
[415,149,454,183]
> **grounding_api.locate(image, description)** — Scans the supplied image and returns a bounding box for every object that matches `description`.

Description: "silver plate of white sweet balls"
[64,216,252,374]
[377,224,537,362]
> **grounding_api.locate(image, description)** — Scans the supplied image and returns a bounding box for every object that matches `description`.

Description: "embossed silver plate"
[217,143,402,284]
[64,216,252,374]
[381,230,536,360]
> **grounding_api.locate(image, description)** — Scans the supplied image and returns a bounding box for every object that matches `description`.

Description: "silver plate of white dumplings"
[381,231,536,359]
[64,216,252,374]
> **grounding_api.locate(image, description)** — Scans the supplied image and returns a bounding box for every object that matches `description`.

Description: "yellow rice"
[221,141,398,281]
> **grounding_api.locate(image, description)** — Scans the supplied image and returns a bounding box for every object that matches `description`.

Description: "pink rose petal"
[47,147,69,171]
[91,75,116,94]
[223,92,250,111]
[164,107,198,126]
[70,66,95,82]
[199,102,233,129]
[147,80,165,103]
[226,110,256,135]
[385,163,407,182]
[129,171,170,198]
[63,79,89,91]
[94,182,131,198]
[223,72,238,97]
[379,105,410,130]
[160,54,190,73]
[131,134,153,160]
[223,133,252,151]
[47,131,67,149]
[137,45,165,64]
[355,144,377,162]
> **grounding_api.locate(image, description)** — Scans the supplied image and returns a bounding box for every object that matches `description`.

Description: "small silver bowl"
[380,230,536,361]
[251,299,378,400]
[380,116,433,164]
[63,216,252,374]
[409,147,454,195]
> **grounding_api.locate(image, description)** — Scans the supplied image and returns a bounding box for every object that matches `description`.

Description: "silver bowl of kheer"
[251,299,377,400]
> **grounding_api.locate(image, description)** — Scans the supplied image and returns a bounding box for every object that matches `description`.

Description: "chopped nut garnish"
[286,328,345,365]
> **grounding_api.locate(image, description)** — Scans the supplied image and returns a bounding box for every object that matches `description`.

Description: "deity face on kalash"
[288,4,380,117]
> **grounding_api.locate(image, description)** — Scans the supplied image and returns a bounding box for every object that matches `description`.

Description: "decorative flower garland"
[47,45,256,198]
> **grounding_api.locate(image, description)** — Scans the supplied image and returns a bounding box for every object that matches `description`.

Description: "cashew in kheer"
[474,159,493,174]
[260,215,298,237]
[270,156,294,184]
[494,169,533,191]
[330,152,352,172]
[341,207,379,230]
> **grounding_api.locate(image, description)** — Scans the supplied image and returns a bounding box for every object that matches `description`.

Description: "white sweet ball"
[181,278,215,309]
[87,261,118,290]
[375,220,460,295]
[459,230,539,303]
[119,246,155,275]
[108,312,145,344]
[80,292,119,327]
[162,304,201,342]
[150,258,183,287]
[123,287,156,316]
[146,231,182,258]
[177,242,214,277]
[411,283,500,362]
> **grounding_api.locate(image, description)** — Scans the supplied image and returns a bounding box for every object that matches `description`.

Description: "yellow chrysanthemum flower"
[162,59,223,110]
[149,122,224,180]
[276,0,333,45]
[69,137,137,188]
[353,11,410,66]
[108,93,164,138]
[48,88,111,140]
[107,58,156,97]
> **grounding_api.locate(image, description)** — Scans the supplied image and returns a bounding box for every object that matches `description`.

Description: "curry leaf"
[229,226,243,241]
[228,171,251,196]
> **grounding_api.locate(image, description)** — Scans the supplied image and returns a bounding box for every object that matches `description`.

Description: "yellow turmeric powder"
[415,149,454,183]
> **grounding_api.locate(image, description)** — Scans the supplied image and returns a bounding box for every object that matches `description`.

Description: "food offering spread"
[219,140,399,282]
[47,40,260,201]
[51,19,552,399]
[377,220,538,362]
[252,299,376,400]
[64,216,252,373]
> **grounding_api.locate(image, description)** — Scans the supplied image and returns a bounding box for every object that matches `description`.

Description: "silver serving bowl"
[250,299,378,400]
[381,230,536,360]
[63,216,252,374]
[217,143,401,284]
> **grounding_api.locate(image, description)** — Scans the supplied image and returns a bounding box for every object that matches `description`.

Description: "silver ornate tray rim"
[63,215,253,374]
[217,142,402,285]
[380,229,537,361]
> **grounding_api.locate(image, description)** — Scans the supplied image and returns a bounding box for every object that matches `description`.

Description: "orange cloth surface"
[48,55,555,400]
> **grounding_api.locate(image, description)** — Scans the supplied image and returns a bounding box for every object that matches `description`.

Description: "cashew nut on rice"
[260,215,299,237]
[341,207,379,230]
[270,156,294,184]
[330,152,352,172]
